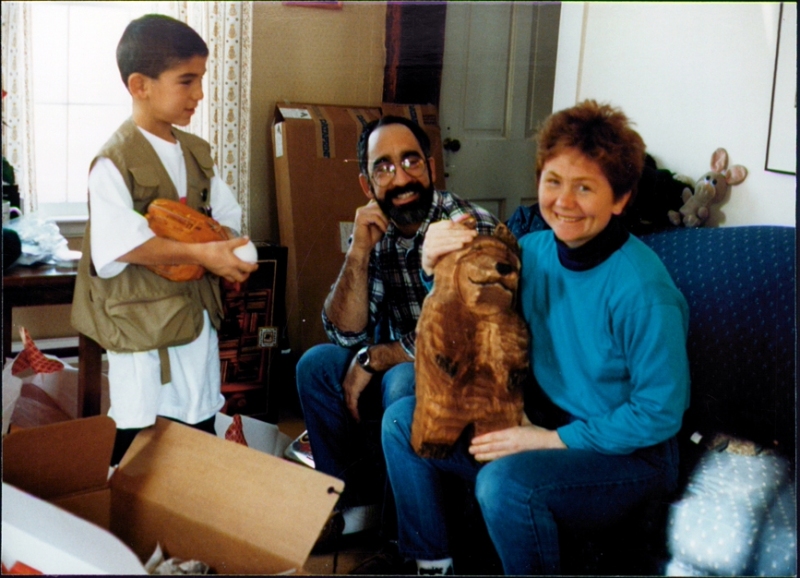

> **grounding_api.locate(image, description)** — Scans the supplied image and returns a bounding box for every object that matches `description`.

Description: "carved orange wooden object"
[411,224,528,459]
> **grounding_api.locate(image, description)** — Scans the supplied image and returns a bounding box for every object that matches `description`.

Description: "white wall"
[553,3,796,227]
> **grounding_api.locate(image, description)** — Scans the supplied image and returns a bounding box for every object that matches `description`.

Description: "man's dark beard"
[375,181,435,227]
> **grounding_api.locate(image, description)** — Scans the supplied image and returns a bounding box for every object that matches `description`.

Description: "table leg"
[78,334,103,417]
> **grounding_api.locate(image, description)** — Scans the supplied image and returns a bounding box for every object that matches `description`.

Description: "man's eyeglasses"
[370,155,427,187]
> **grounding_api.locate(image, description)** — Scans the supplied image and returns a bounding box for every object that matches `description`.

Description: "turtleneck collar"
[554,216,629,271]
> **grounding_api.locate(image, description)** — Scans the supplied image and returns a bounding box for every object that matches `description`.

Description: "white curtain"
[0,1,253,234]
[172,1,254,236]
[1,2,36,214]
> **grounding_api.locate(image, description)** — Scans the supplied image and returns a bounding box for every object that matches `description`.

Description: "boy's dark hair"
[116,14,208,87]
[358,115,432,176]
[536,100,645,203]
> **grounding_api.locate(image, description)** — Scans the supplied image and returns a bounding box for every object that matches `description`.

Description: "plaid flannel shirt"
[322,189,500,358]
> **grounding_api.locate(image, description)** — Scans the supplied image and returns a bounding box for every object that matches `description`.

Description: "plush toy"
[411,223,528,459]
[622,154,689,236]
[668,148,747,228]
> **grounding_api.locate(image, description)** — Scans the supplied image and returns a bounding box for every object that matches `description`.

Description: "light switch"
[339,222,354,253]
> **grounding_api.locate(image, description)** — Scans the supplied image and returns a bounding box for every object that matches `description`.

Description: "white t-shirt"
[88,125,241,428]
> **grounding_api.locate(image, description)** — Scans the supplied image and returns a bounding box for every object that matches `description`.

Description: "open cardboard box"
[213,412,292,457]
[2,415,343,574]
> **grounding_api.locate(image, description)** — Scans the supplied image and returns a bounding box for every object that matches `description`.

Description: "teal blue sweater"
[518,230,690,454]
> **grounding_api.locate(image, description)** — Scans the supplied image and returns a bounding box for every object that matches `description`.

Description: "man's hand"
[468,423,566,462]
[343,355,374,422]
[421,214,478,277]
[350,200,390,255]
[323,201,387,333]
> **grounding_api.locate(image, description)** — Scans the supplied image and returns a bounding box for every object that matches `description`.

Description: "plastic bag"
[4,215,69,266]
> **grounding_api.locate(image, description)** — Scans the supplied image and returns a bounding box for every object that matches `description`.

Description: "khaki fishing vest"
[71,119,224,384]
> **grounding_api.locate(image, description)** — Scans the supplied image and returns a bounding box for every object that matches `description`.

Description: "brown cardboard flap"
[53,488,112,531]
[2,415,115,500]
[276,103,381,161]
[111,489,297,574]
[115,418,344,571]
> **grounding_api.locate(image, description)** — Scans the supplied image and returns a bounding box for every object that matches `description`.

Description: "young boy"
[71,14,257,465]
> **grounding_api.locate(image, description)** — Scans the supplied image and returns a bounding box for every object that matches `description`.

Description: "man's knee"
[381,396,415,449]
[381,362,415,408]
[296,344,349,398]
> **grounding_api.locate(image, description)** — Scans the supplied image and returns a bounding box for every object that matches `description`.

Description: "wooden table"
[3,263,103,417]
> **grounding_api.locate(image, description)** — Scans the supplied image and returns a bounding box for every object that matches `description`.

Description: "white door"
[439,2,560,221]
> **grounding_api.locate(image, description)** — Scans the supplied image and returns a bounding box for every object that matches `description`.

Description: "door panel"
[440,2,560,221]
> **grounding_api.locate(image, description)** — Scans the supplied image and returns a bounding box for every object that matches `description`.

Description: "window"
[30,1,160,218]
[6,1,251,234]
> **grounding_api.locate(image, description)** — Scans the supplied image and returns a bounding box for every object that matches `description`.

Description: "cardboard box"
[273,102,446,355]
[2,482,146,574]
[213,412,292,457]
[273,103,383,354]
[2,416,343,574]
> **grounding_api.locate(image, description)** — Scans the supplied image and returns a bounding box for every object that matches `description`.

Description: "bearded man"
[297,116,499,545]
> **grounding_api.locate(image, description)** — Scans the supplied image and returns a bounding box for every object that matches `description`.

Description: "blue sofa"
[505,206,796,575]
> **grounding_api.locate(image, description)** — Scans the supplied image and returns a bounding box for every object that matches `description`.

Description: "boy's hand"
[120,236,256,283]
[198,236,258,283]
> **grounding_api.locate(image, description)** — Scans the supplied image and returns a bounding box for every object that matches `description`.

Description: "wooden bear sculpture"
[411,223,529,459]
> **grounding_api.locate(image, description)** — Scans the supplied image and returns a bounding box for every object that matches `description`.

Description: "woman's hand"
[469,422,566,462]
[421,214,478,276]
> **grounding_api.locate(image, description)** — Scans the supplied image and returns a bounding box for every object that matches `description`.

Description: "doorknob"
[443,138,461,152]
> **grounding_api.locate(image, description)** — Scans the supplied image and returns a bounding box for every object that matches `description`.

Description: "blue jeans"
[382,396,679,575]
[296,343,415,509]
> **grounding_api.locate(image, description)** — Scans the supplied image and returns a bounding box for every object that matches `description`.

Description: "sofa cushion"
[640,226,796,456]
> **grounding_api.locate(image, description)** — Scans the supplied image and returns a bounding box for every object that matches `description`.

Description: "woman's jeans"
[297,343,415,509]
[382,396,679,575]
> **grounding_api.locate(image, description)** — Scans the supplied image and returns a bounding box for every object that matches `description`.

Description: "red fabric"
[1,561,44,575]
[10,328,64,376]
[224,414,248,447]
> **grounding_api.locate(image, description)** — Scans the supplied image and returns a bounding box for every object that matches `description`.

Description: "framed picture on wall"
[765,2,796,175]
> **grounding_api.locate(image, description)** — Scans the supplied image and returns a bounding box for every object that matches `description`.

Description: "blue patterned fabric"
[647,226,796,577]
[666,450,795,576]
[639,226,796,456]
[753,481,797,576]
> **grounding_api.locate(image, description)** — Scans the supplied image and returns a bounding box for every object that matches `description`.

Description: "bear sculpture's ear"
[493,223,521,256]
